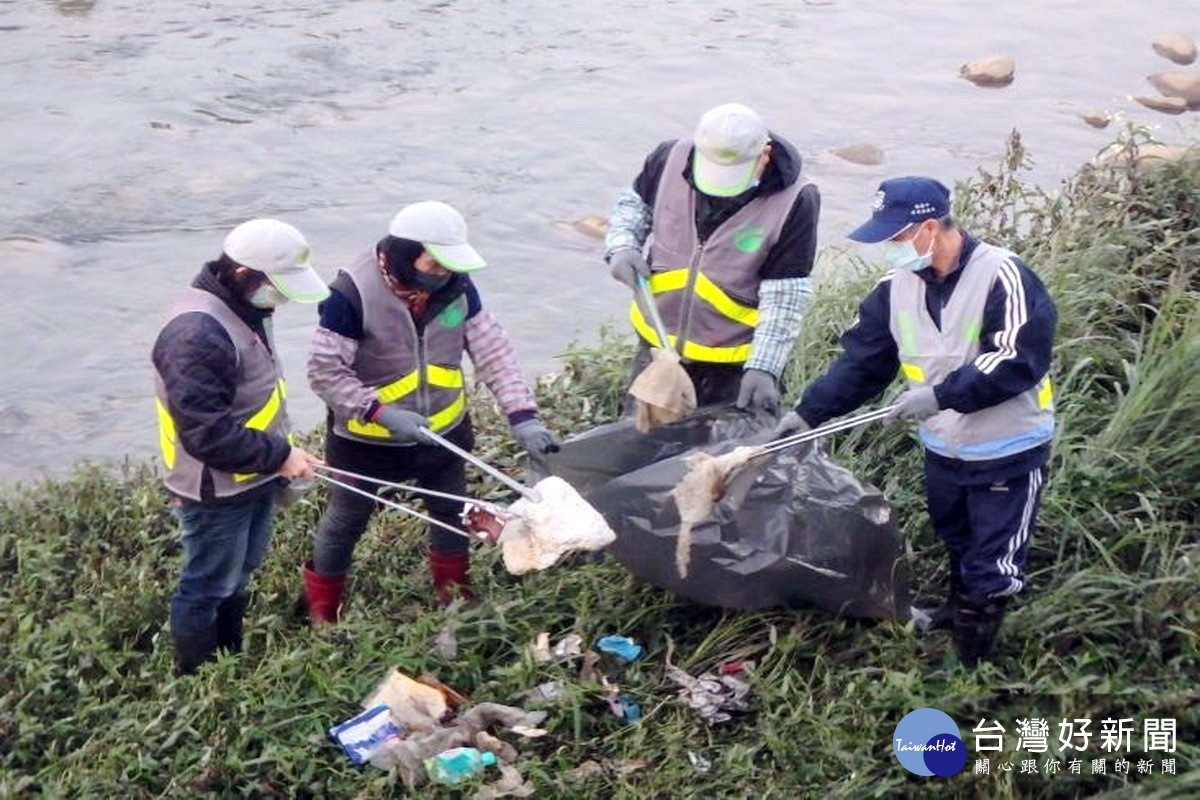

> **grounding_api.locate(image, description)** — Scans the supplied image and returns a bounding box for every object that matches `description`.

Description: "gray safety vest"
[331,252,468,444]
[630,138,808,364]
[888,243,1055,461]
[154,288,291,500]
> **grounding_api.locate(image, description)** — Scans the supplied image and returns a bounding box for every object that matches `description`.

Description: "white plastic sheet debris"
[670,446,759,578]
[496,476,616,575]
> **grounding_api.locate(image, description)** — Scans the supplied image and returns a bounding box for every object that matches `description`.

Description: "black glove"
[608,248,650,289]
[773,410,811,439]
[512,419,560,456]
[886,387,940,423]
[735,368,780,417]
[373,405,429,444]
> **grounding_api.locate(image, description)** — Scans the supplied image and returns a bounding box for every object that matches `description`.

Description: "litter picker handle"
[756,405,898,457]
[313,473,476,540]
[418,427,542,503]
[636,275,673,350]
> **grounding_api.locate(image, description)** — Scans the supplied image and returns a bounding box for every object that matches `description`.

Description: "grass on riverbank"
[2,129,1197,798]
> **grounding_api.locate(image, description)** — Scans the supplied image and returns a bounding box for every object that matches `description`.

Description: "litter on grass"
[493,476,616,574]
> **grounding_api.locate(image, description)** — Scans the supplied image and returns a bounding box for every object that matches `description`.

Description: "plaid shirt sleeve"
[603,189,653,261]
[745,277,812,378]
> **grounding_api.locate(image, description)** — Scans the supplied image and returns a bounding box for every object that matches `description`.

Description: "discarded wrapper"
[665,664,751,725]
[329,703,404,765]
[595,634,643,662]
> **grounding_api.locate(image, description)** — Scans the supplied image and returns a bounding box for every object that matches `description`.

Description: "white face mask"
[248,281,289,309]
[882,226,934,272]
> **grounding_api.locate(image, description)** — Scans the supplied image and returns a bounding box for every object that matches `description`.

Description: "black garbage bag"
[544,406,910,619]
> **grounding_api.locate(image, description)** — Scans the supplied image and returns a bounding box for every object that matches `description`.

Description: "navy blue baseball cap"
[848,177,952,243]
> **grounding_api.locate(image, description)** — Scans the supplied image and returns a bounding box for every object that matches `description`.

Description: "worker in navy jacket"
[777,177,1057,667]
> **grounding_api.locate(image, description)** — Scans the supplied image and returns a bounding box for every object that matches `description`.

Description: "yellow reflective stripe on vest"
[428,391,467,432]
[647,269,689,293]
[691,273,759,327]
[648,269,759,327]
[426,364,464,389]
[156,398,177,470]
[244,380,284,432]
[234,379,285,482]
[900,363,927,383]
[630,269,757,363]
[377,371,420,404]
[630,301,669,348]
[680,338,752,363]
[1037,376,1053,409]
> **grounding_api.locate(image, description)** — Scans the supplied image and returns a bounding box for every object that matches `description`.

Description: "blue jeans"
[169,489,275,641]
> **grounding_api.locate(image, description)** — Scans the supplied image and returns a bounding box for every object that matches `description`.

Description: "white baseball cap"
[387,201,487,272]
[692,103,770,197]
[222,219,329,302]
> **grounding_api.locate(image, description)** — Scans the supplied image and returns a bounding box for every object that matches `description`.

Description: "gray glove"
[373,405,430,444]
[887,387,940,423]
[512,419,560,457]
[608,248,649,289]
[735,368,780,417]
[773,410,811,440]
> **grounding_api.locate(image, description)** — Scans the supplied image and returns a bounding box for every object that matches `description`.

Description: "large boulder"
[959,54,1015,87]
[1134,95,1188,115]
[1152,33,1197,66]
[1147,72,1200,110]
[830,143,885,166]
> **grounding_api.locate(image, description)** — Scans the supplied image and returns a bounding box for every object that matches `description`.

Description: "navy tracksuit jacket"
[796,233,1057,601]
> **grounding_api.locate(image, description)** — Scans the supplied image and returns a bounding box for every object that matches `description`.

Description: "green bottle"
[423,747,498,785]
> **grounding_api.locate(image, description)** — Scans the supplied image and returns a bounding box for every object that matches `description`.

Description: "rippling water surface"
[1,0,1196,481]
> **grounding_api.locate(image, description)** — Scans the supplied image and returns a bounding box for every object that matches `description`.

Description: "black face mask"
[380,236,452,292]
[393,258,452,292]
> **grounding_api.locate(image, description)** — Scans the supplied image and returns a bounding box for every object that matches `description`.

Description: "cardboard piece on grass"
[629,347,697,432]
[363,669,453,733]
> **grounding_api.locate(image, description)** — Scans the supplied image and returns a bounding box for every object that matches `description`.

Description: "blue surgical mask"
[248,282,289,309]
[882,229,934,272]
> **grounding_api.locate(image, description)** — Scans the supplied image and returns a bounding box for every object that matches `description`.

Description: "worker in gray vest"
[777,177,1057,667]
[303,201,558,617]
[152,218,328,675]
[605,102,821,417]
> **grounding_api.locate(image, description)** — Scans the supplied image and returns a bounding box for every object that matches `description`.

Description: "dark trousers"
[925,455,1047,603]
[312,417,474,576]
[170,489,274,649]
[624,341,744,410]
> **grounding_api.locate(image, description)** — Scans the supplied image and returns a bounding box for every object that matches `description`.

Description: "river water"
[1,0,1196,483]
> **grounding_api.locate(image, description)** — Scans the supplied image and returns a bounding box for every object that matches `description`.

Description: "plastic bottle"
[422,747,498,785]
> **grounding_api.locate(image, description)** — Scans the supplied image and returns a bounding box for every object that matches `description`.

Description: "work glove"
[773,410,811,440]
[512,419,561,457]
[608,248,650,289]
[735,368,780,417]
[373,405,430,444]
[886,386,940,423]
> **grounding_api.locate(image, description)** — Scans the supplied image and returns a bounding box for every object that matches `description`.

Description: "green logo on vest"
[733,226,765,253]
[438,304,466,328]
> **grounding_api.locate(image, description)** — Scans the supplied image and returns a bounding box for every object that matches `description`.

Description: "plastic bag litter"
[495,476,616,574]
[665,665,751,725]
[628,346,697,432]
[543,405,911,619]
